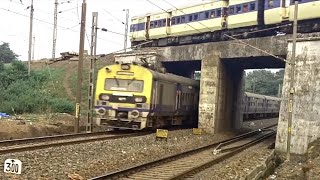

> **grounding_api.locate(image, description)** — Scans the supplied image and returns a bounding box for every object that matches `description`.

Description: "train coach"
[243,92,281,120]
[94,63,200,130]
[130,0,320,47]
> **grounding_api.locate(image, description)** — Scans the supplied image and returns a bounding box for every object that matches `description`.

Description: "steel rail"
[0,131,126,147]
[0,132,148,155]
[171,131,276,179]
[89,124,277,180]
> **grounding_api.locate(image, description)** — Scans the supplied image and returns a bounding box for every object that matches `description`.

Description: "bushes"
[0,61,74,114]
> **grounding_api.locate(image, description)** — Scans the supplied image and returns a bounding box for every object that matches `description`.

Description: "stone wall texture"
[276,39,320,155]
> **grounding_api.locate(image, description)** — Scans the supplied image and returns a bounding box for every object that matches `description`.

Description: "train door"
[281,0,289,20]
[146,16,150,40]
[258,0,265,27]
[166,12,172,35]
[175,84,182,111]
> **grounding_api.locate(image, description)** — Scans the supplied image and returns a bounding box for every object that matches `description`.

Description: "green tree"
[245,69,284,96]
[0,60,3,71]
[0,42,18,63]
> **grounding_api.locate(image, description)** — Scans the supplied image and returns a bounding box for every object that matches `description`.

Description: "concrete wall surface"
[276,39,320,155]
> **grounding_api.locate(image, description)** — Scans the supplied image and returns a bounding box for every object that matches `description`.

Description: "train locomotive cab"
[95,63,152,130]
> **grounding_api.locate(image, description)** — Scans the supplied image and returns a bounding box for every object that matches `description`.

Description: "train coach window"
[229,7,235,15]
[154,21,158,27]
[177,17,181,24]
[189,15,193,22]
[171,18,176,25]
[217,9,221,17]
[105,79,144,92]
[205,11,209,19]
[181,16,185,23]
[268,0,274,8]
[211,10,216,18]
[194,13,198,20]
[243,4,248,12]
[163,19,166,26]
[250,2,256,11]
[150,22,154,28]
[236,5,242,13]
[158,20,162,27]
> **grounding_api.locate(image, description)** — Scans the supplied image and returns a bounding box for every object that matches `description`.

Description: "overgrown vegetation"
[0,42,18,63]
[245,69,285,96]
[0,61,74,114]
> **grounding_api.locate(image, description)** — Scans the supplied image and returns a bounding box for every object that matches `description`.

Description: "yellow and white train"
[130,0,320,46]
[94,63,199,130]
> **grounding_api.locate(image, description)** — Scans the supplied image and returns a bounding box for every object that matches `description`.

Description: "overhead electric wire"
[223,33,287,62]
[0,7,78,31]
[231,24,292,37]
[0,7,122,45]
[103,9,125,25]
[97,40,154,58]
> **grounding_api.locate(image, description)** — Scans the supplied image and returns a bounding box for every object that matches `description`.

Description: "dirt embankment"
[0,114,75,140]
[268,139,320,179]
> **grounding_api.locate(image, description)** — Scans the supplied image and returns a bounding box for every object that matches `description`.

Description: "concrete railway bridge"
[114,32,320,156]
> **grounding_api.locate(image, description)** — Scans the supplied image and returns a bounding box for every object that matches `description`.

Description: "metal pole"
[286,0,298,161]
[32,36,35,60]
[28,0,34,76]
[124,9,129,52]
[278,83,282,97]
[87,12,98,133]
[52,0,58,60]
[74,0,87,133]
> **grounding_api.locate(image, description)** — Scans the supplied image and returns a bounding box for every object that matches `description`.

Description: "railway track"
[89,124,277,180]
[0,131,148,155]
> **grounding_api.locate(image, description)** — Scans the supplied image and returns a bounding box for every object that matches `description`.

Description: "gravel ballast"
[0,118,278,179]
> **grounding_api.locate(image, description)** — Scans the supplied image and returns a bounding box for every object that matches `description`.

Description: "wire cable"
[103,9,125,25]
[232,24,292,37]
[0,7,122,46]
[97,40,154,58]
[223,33,288,63]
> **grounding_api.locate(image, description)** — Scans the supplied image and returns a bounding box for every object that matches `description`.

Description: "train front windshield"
[104,78,144,92]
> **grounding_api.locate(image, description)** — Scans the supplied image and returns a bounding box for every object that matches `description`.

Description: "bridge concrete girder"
[140,34,288,60]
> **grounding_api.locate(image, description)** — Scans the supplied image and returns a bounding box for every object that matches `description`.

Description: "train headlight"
[135,97,143,103]
[96,108,106,115]
[121,64,130,70]
[131,110,139,118]
[100,95,110,101]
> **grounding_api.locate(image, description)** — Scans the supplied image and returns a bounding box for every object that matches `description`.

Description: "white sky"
[0,0,211,61]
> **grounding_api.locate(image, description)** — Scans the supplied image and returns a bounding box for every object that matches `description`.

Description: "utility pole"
[32,36,35,60]
[28,0,34,76]
[123,9,129,52]
[252,77,256,93]
[52,0,58,60]
[287,0,299,161]
[87,12,98,133]
[278,83,282,97]
[75,0,87,133]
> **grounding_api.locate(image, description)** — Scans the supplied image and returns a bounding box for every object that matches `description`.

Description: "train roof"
[132,0,219,19]
[149,69,200,87]
[244,92,281,101]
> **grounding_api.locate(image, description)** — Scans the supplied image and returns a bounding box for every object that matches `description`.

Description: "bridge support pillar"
[198,53,244,133]
[276,38,320,155]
